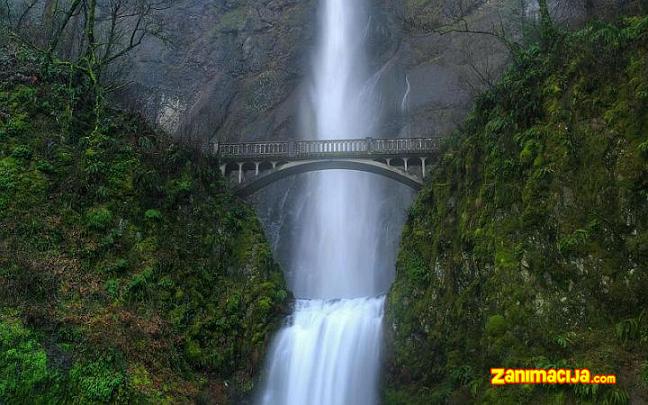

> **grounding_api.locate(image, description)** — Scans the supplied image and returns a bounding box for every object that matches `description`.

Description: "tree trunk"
[585,0,596,19]
[84,0,97,58]
[40,0,57,45]
[537,0,553,44]
[48,0,82,55]
[3,0,13,25]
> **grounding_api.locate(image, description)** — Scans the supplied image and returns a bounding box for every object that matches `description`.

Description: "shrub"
[85,207,113,230]
[35,161,56,174]
[0,316,61,400]
[105,279,120,299]
[144,209,162,221]
[126,267,153,300]
[102,258,129,274]
[69,359,126,402]
[10,145,32,160]
[640,361,648,388]
[485,315,508,337]
[0,40,287,402]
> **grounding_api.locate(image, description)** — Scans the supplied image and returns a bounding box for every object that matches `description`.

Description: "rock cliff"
[120,0,642,143]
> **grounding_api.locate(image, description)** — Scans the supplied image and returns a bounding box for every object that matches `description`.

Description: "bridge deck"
[211,137,440,161]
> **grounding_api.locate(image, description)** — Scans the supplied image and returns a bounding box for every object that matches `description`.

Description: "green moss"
[129,364,152,391]
[10,145,32,159]
[0,41,288,403]
[0,315,62,401]
[216,7,249,32]
[144,209,162,221]
[68,359,126,402]
[244,70,285,114]
[485,315,508,337]
[105,279,120,299]
[85,207,113,230]
[386,17,648,403]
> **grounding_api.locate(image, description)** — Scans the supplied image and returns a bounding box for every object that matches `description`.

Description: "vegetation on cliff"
[386,16,648,404]
[0,38,288,403]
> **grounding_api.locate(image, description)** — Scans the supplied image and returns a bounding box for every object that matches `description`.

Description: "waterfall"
[259,1,408,403]
[401,74,411,112]
[260,298,385,404]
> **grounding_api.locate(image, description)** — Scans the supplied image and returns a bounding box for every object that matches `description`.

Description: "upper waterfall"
[312,0,371,140]
[290,0,391,300]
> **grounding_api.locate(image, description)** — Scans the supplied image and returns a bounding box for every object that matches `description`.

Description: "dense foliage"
[0,39,288,403]
[386,16,648,404]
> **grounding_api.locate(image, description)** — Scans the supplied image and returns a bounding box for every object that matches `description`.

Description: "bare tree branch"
[48,0,83,54]
[17,0,40,30]
[3,0,12,26]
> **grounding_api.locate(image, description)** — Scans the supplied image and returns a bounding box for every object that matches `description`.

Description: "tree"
[3,0,173,122]
[537,0,555,43]
[402,0,542,57]
[401,0,562,78]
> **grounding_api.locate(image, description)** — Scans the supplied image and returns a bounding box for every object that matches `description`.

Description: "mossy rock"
[386,16,648,404]
[0,41,289,403]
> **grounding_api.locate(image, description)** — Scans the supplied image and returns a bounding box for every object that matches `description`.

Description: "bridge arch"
[212,137,440,197]
[234,159,423,197]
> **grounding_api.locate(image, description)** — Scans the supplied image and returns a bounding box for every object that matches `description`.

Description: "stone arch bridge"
[211,137,440,197]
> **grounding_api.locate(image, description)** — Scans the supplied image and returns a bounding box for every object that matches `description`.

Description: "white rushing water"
[260,298,385,405]
[292,0,384,301]
[259,1,392,404]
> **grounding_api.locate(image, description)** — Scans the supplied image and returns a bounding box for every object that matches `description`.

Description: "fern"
[602,387,630,405]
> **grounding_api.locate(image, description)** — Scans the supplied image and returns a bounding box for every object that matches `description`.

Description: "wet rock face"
[119,0,317,143]
[119,0,643,143]
[117,0,492,144]
[357,0,643,139]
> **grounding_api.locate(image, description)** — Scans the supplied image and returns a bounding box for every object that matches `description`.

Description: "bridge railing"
[218,141,290,158]
[294,139,369,156]
[214,137,439,161]
[370,138,439,154]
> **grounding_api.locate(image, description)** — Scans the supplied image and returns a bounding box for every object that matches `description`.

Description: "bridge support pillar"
[237,162,244,184]
[271,161,277,169]
[403,157,409,173]
[255,162,260,176]
[386,158,391,166]
[421,157,427,178]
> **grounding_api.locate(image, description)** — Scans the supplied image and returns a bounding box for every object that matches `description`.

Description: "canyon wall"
[119,0,642,143]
